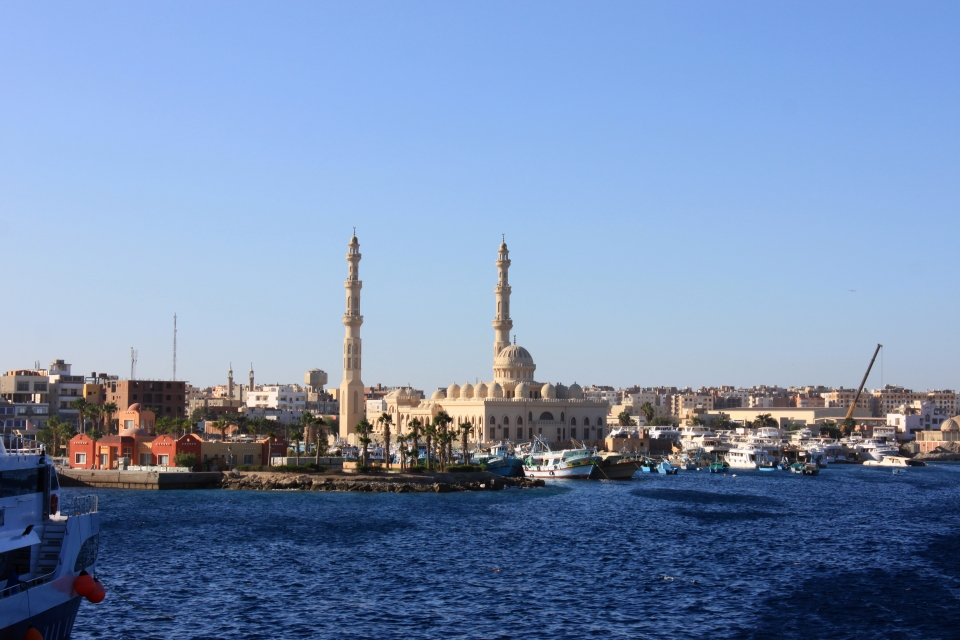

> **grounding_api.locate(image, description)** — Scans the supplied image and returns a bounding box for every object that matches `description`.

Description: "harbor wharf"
[58,468,544,492]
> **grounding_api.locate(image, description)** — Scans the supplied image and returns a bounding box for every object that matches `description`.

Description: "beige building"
[820,388,873,413]
[706,406,870,428]
[379,240,609,445]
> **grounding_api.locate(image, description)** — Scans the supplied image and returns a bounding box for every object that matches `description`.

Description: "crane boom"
[845,343,882,421]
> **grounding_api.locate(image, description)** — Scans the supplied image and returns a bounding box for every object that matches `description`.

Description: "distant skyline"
[2,2,958,392]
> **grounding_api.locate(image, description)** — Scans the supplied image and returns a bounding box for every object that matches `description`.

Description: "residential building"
[820,388,872,413]
[0,369,50,429]
[246,385,307,412]
[886,401,949,441]
[915,417,960,453]
[47,360,85,427]
[105,379,187,418]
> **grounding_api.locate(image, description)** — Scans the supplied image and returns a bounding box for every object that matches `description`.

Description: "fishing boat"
[656,461,678,475]
[591,452,641,480]
[522,438,598,479]
[0,433,102,639]
[790,462,819,476]
[472,442,523,477]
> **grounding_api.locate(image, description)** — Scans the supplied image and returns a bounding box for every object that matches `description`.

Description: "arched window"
[503,416,509,425]
[517,417,523,425]
[347,344,352,355]
[489,428,495,439]
[352,391,358,414]
[560,412,564,422]
[571,417,576,426]
[528,412,533,422]
[571,428,576,439]
[584,417,590,426]
[598,418,603,426]
[539,412,554,421]
[489,415,495,425]
[503,427,510,439]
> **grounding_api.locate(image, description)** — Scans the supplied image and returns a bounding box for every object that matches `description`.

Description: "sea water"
[70,464,960,639]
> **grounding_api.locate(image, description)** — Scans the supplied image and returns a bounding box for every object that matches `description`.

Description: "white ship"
[0,434,101,639]
[521,438,599,479]
[724,444,777,469]
[857,439,900,462]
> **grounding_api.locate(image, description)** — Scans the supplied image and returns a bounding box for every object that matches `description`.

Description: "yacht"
[521,438,598,479]
[0,433,102,639]
[647,426,681,441]
[858,439,900,462]
[863,455,926,468]
[724,444,777,470]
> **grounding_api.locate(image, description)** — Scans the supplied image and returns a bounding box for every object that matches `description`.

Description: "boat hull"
[0,594,81,640]
[485,459,524,477]
[591,460,640,480]
[523,464,595,479]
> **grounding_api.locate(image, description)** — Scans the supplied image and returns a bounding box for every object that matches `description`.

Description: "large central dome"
[494,344,536,382]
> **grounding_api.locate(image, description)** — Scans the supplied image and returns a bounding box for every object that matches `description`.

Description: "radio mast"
[173,313,178,381]
[130,348,138,380]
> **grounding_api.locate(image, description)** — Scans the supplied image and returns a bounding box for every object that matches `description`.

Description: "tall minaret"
[248,363,255,392]
[227,363,234,399]
[492,236,513,363]
[339,232,365,443]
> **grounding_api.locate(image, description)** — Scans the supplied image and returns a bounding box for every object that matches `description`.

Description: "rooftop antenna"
[173,313,177,381]
[130,348,138,380]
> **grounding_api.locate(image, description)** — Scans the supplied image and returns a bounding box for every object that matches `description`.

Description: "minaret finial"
[513,335,516,345]
[502,233,505,243]
[353,226,356,236]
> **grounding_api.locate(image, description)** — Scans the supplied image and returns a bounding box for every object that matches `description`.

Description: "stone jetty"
[221,470,544,493]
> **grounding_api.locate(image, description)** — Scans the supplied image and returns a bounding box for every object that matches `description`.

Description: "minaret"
[492,237,513,364]
[249,363,255,392]
[339,232,365,443]
[227,363,234,399]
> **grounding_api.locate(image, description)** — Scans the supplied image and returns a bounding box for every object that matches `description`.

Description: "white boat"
[858,439,900,462]
[521,438,599,479]
[724,444,777,469]
[648,426,681,440]
[0,433,102,638]
[863,455,925,468]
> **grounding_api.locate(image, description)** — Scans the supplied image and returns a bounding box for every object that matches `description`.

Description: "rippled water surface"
[69,464,960,639]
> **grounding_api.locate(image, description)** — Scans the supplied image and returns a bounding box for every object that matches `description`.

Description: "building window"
[75,453,86,464]
[34,383,47,392]
[571,428,576,439]
[503,416,509,425]
[158,454,169,465]
[560,412,564,422]
[16,382,28,392]
[571,417,576,426]
[584,417,590,426]
[503,428,510,439]
[528,412,533,422]
[517,417,523,425]
[539,412,554,421]
[243,454,254,464]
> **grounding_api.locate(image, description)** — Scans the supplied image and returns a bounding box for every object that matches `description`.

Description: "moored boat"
[590,452,642,480]
[0,433,102,639]
[522,438,598,479]
[472,443,524,477]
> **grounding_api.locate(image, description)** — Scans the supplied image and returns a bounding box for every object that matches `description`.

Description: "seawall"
[59,469,224,490]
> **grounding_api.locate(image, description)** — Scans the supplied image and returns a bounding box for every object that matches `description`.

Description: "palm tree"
[378,412,393,470]
[355,419,373,467]
[314,416,328,465]
[212,418,229,442]
[841,417,857,437]
[70,398,88,432]
[458,422,472,466]
[753,413,778,430]
[712,413,732,431]
[689,415,704,426]
[289,427,303,465]
[640,402,655,424]
[407,418,422,468]
[422,420,437,471]
[55,421,75,457]
[102,402,118,434]
[432,412,452,470]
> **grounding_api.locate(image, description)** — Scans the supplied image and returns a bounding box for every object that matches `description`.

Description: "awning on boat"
[0,531,40,554]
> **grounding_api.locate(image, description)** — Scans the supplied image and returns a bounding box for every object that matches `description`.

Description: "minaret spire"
[339,232,365,443]
[492,237,513,364]
[228,363,234,398]
[248,363,254,392]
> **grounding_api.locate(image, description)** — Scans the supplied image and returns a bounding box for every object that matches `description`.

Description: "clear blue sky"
[2,1,958,393]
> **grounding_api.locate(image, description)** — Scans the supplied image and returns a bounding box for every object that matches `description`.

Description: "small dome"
[475,382,488,398]
[541,382,556,399]
[568,383,583,400]
[490,382,503,398]
[350,235,359,244]
[495,345,535,368]
[515,382,530,399]
[943,417,960,432]
[461,383,474,399]
[127,403,142,412]
[447,383,460,399]
[430,389,446,400]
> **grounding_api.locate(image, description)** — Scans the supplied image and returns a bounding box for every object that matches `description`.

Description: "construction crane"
[845,343,883,422]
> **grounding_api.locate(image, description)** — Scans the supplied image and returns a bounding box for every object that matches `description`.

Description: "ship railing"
[0,433,45,455]
[0,567,57,599]
[59,494,98,516]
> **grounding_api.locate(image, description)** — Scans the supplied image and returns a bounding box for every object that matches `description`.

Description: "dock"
[59,469,224,490]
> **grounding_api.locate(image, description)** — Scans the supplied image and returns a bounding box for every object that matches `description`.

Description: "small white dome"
[943,417,960,432]
[461,383,474,399]
[568,382,583,399]
[430,389,446,400]
[541,382,556,399]
[490,382,503,398]
[515,382,530,399]
[475,382,488,398]
[447,383,460,399]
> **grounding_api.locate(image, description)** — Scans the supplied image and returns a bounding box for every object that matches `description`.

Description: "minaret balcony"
[342,314,364,326]
[344,280,364,289]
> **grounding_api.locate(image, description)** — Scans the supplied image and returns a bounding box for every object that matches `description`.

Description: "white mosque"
[338,234,609,445]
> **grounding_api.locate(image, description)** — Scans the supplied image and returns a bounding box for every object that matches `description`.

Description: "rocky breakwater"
[221,470,545,493]
[915,443,960,462]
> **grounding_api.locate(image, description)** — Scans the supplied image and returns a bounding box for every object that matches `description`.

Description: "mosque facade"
[365,238,609,445]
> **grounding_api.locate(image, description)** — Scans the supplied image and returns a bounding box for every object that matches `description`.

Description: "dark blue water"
[69,464,960,639]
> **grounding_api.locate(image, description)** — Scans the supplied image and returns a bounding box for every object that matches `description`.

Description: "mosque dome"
[461,383,474,399]
[541,382,556,399]
[475,382,488,398]
[490,382,503,398]
[495,345,535,368]
[943,417,960,432]
[127,403,142,412]
[430,389,446,400]
[515,382,530,399]
[447,383,460,399]
[568,383,584,400]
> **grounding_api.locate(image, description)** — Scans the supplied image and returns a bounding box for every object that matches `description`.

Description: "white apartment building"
[47,360,85,426]
[886,401,949,441]
[365,398,387,423]
[872,386,956,418]
[246,385,307,412]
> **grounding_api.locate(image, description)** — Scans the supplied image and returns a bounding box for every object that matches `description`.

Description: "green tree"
[640,402,655,423]
[88,429,102,441]
[70,398,88,432]
[649,416,675,427]
[190,407,205,423]
[422,420,437,471]
[689,415,704,426]
[432,412,453,471]
[819,420,840,439]
[102,402,118,433]
[753,413,778,430]
[355,419,373,467]
[617,411,638,426]
[212,418,229,442]
[407,418,422,468]
[56,421,75,456]
[458,422,472,465]
[155,416,176,435]
[377,412,394,469]
[174,452,197,469]
[711,413,733,431]
[841,417,857,437]
[314,416,329,464]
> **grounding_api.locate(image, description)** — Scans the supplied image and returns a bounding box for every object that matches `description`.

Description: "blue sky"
[2,1,958,392]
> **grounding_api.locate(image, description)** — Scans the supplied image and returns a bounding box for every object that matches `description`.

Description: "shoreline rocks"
[220,470,545,492]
